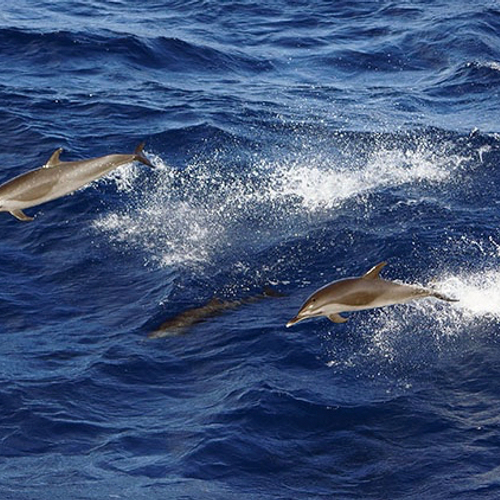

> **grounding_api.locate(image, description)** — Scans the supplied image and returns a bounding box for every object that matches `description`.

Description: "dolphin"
[0,142,153,221]
[149,287,284,338]
[286,262,458,327]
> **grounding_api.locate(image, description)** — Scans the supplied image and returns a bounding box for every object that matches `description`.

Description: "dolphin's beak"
[286,316,302,328]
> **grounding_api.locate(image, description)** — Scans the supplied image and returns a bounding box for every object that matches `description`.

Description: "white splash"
[322,244,500,372]
[433,269,500,321]
[345,266,500,367]
[92,141,468,268]
[267,144,465,211]
[467,60,500,72]
[102,163,141,192]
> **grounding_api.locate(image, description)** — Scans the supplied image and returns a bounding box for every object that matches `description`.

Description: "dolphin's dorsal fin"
[362,261,387,280]
[44,148,63,168]
[329,313,348,323]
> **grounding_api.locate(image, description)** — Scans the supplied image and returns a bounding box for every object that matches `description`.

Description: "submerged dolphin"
[286,262,457,327]
[149,287,284,338]
[0,143,153,221]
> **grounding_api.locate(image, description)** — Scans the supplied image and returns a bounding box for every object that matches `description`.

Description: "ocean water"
[1,1,500,498]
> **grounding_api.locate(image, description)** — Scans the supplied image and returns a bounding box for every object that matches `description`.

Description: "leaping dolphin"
[0,142,153,221]
[286,262,458,327]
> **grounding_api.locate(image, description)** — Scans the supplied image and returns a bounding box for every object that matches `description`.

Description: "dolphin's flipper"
[133,142,153,168]
[363,261,387,280]
[10,209,34,221]
[44,148,63,168]
[329,313,348,323]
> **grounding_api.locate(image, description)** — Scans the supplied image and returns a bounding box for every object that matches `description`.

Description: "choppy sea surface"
[1,1,500,498]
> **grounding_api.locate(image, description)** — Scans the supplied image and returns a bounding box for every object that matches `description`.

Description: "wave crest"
[93,134,468,268]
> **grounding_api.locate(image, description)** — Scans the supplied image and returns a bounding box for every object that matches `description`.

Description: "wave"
[92,129,471,269]
[0,27,272,75]
[427,60,500,98]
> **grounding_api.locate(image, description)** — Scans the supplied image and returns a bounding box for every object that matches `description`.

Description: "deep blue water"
[1,1,500,498]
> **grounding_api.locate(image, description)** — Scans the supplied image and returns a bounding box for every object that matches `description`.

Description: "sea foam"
[93,139,467,269]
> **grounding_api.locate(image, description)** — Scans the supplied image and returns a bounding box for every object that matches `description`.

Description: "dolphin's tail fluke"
[133,142,153,168]
[431,290,459,302]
